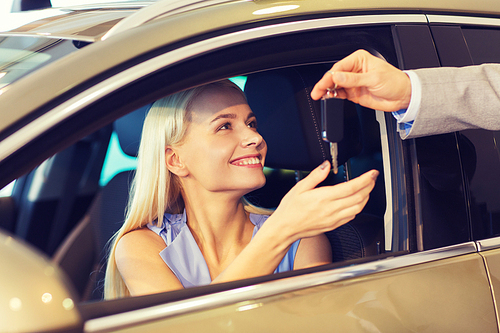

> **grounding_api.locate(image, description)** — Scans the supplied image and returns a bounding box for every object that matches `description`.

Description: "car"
[2,0,500,331]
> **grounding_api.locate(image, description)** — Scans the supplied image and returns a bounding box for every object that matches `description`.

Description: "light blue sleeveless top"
[148,210,300,288]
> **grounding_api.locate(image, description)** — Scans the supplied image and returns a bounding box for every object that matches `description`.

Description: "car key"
[321,89,344,174]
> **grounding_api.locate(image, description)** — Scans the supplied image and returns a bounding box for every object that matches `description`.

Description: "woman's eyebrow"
[210,113,237,124]
[210,112,256,124]
[246,112,257,121]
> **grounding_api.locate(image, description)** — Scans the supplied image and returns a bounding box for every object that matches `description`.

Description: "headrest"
[113,104,151,157]
[245,65,362,171]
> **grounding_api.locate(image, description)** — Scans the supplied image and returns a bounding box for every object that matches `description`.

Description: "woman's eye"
[219,122,231,130]
[247,120,257,129]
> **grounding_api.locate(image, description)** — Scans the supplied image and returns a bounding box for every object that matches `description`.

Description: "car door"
[430,15,500,326]
[78,14,495,333]
[0,8,497,333]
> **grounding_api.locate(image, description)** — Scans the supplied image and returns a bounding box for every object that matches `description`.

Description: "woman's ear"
[165,147,189,177]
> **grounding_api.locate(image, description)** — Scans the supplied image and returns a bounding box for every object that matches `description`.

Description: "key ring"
[326,71,338,98]
[326,87,338,98]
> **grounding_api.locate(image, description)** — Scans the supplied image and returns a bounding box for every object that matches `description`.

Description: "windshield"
[51,0,153,5]
[0,35,85,90]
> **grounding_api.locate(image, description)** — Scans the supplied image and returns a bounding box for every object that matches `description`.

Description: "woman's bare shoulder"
[115,227,183,295]
[116,227,165,259]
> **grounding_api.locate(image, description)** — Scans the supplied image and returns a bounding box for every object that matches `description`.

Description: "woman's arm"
[212,161,377,284]
[117,162,377,294]
[294,234,332,269]
[115,228,183,296]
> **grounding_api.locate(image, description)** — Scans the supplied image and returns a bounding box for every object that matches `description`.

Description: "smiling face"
[169,84,267,197]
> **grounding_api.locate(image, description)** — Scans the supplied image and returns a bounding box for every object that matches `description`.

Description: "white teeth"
[235,157,260,166]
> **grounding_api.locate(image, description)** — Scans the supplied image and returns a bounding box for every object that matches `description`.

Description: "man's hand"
[311,50,412,112]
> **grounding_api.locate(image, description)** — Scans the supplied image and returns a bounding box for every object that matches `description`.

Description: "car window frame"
[1,12,465,326]
[0,14,417,249]
[66,17,407,314]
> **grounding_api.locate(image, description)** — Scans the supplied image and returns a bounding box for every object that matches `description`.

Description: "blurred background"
[0,0,133,31]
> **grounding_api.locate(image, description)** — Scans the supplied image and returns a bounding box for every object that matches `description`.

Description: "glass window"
[0,36,81,90]
[0,47,51,89]
[414,133,471,249]
[462,28,500,65]
[459,27,500,240]
[459,129,500,240]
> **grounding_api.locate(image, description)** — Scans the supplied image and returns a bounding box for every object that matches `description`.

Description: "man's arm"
[407,64,500,138]
[311,49,500,139]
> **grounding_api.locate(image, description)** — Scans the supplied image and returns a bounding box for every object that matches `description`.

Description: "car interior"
[0,63,387,304]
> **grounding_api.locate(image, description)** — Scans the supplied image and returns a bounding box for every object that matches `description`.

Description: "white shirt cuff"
[392,70,422,123]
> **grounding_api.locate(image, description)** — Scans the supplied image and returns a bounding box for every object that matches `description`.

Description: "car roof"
[3,0,500,41]
[1,0,500,136]
[2,1,153,41]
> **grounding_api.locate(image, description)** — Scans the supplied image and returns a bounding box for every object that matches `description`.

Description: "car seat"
[53,105,149,301]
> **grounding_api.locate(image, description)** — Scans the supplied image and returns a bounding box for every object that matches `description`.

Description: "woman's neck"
[182,189,254,269]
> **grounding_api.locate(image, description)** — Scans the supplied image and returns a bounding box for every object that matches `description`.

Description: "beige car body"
[87,249,496,332]
[2,1,500,332]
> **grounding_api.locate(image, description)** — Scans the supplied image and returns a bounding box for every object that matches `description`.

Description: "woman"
[104,80,378,299]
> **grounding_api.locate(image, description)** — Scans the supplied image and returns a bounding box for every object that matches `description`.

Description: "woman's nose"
[241,129,264,148]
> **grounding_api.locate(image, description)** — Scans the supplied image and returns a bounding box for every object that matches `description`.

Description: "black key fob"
[321,96,344,143]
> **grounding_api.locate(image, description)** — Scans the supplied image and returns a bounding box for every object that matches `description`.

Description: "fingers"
[311,70,372,101]
[310,71,338,100]
[298,186,373,238]
[330,179,374,217]
[301,169,378,220]
[315,169,379,200]
[317,170,378,219]
[301,170,379,236]
[293,164,378,200]
[311,49,412,109]
[273,167,379,240]
[291,160,331,193]
[311,50,373,100]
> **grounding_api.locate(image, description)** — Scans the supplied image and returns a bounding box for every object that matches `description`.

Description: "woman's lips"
[230,155,262,167]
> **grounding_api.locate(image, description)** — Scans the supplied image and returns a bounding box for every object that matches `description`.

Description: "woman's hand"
[270,160,379,240]
[311,49,412,112]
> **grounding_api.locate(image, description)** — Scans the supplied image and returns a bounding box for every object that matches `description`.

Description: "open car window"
[0,18,411,327]
[2,65,395,298]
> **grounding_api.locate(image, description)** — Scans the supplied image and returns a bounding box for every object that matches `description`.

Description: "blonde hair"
[104,80,272,299]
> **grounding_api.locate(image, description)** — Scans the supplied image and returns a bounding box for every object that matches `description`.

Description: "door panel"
[114,253,495,332]
[481,246,500,327]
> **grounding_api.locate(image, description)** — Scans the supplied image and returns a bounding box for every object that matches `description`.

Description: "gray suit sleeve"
[404,64,500,139]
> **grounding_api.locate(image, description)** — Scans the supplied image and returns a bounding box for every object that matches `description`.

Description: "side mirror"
[0,231,82,332]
